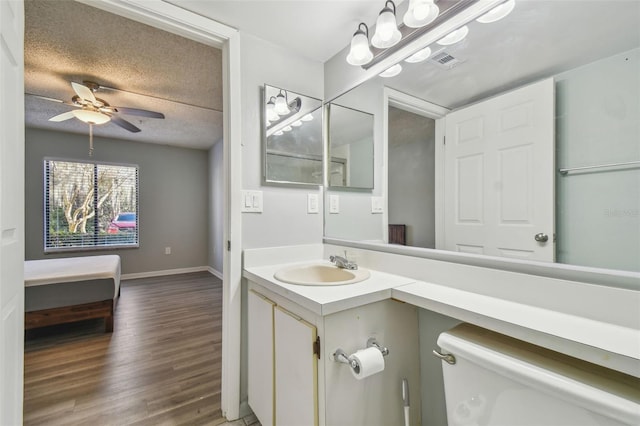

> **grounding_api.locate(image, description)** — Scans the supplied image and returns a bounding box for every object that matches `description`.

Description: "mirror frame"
[262,84,324,187]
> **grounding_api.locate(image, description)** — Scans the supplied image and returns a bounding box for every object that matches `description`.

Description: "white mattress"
[24,255,121,287]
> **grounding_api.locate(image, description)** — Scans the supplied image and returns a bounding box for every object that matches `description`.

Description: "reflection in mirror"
[324,0,640,273]
[263,85,323,185]
[328,104,374,189]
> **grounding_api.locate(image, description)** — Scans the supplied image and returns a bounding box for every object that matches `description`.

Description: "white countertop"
[243,245,640,377]
[243,260,416,316]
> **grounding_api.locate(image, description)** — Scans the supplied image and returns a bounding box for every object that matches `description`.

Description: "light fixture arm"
[382,0,396,15]
[356,22,369,39]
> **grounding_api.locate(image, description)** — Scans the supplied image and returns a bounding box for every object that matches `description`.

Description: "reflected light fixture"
[405,46,432,63]
[437,25,469,45]
[291,120,303,127]
[372,1,402,48]
[275,130,284,136]
[403,0,439,28]
[283,125,293,132]
[477,0,515,23]
[347,23,374,66]
[274,90,290,115]
[266,96,280,121]
[301,113,314,122]
[379,63,402,78]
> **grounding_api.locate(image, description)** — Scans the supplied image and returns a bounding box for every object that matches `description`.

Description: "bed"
[24,255,121,332]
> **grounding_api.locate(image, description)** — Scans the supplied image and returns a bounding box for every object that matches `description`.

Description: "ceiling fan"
[34,80,165,156]
[44,80,165,133]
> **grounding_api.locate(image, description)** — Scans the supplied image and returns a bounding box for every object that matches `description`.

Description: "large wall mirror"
[263,84,323,185]
[324,0,640,273]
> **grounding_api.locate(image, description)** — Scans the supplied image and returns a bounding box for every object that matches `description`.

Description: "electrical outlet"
[307,193,319,214]
[329,194,340,214]
[165,247,171,255]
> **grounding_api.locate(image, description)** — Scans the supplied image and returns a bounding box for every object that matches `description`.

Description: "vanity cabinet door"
[274,306,318,426]
[248,290,276,426]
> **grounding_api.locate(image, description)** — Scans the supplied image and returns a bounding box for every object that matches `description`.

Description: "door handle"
[534,233,549,243]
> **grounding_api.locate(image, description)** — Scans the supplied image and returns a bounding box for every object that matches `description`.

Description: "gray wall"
[209,140,224,275]
[388,107,436,248]
[25,128,210,275]
[555,48,639,272]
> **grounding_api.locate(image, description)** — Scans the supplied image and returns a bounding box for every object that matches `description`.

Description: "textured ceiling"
[24,0,223,150]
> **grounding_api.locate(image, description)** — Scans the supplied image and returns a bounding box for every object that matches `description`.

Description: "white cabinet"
[248,290,319,426]
[247,290,276,426]
[274,306,318,426]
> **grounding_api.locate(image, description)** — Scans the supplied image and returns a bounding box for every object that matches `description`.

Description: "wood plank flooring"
[24,272,256,426]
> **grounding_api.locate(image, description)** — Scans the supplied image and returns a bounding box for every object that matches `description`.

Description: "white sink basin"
[274,264,370,286]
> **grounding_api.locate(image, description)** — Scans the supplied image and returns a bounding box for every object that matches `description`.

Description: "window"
[45,159,139,251]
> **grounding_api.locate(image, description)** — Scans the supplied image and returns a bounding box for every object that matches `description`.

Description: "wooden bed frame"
[25,299,114,332]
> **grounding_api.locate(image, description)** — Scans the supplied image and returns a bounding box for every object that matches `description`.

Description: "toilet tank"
[437,324,640,426]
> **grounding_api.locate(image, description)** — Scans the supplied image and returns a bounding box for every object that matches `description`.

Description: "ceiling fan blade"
[27,93,77,107]
[71,82,97,103]
[112,107,165,119]
[107,114,141,133]
[49,111,77,122]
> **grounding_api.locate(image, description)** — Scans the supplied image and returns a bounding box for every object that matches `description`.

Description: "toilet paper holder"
[333,337,389,372]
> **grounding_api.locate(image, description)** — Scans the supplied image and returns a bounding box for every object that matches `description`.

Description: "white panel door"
[0,0,25,424]
[247,290,276,426]
[274,306,318,426]
[444,78,555,261]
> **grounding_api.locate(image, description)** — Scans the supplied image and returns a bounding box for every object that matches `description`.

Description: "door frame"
[41,0,244,420]
[382,87,449,247]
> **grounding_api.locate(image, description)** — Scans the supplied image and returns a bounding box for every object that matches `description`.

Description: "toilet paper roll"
[349,347,385,380]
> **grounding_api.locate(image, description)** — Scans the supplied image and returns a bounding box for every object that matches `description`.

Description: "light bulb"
[274,92,290,115]
[477,0,515,23]
[403,0,439,28]
[347,23,373,66]
[372,1,401,48]
[379,63,402,78]
[405,46,432,63]
[73,109,110,125]
[266,97,279,122]
[437,25,469,46]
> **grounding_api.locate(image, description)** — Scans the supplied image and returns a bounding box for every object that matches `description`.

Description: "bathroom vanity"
[243,244,640,425]
[244,255,421,426]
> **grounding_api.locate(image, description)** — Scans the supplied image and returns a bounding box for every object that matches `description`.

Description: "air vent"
[429,51,464,70]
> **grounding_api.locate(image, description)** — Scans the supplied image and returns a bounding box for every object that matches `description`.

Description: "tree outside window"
[45,159,139,251]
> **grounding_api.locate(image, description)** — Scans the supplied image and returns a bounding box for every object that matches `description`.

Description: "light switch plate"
[307,193,319,214]
[241,190,263,213]
[371,196,384,214]
[329,194,340,214]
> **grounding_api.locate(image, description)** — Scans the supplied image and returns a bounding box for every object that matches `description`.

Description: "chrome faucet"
[329,253,358,270]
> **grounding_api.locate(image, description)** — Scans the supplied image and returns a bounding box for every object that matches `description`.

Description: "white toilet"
[437,324,640,426]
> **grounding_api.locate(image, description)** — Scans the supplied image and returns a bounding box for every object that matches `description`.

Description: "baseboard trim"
[122,266,211,280]
[208,266,223,280]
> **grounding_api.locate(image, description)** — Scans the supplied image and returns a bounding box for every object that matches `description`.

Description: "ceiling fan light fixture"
[73,109,110,125]
[403,0,439,28]
[379,63,402,78]
[347,23,374,66]
[477,0,516,23]
[437,25,469,46]
[372,1,402,49]
[405,46,432,63]
[274,90,290,115]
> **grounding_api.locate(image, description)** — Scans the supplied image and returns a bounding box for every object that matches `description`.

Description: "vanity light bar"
[362,0,480,70]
